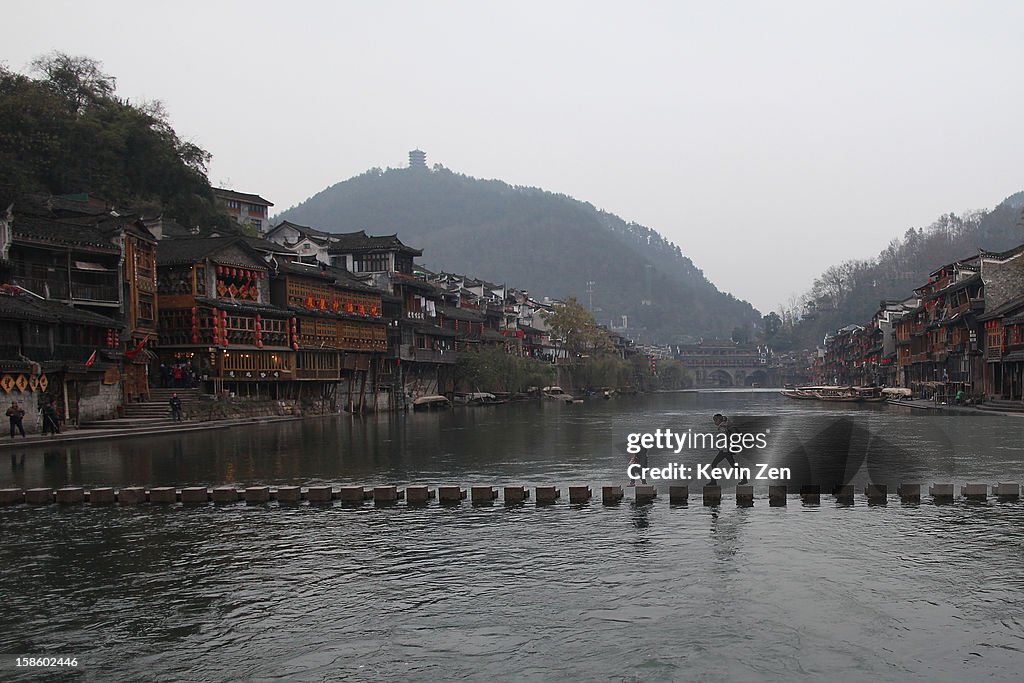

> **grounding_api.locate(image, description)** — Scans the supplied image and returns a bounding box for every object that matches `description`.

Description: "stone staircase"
[80,388,202,429]
[977,398,1024,414]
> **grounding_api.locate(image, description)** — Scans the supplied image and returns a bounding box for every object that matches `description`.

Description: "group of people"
[6,398,63,439]
[159,362,198,389]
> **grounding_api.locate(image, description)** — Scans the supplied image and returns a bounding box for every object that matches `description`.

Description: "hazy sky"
[7,1,1023,312]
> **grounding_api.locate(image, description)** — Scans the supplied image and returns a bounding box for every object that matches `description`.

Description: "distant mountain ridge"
[274,165,759,341]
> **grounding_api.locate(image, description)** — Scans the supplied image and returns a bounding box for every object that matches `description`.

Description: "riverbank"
[0,412,324,451]
[886,398,1024,417]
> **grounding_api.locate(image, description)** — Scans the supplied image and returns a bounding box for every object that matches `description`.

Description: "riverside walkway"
[0,413,309,451]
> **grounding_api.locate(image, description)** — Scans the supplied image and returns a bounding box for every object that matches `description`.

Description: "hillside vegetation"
[276,166,760,341]
[0,52,231,231]
[766,193,1024,350]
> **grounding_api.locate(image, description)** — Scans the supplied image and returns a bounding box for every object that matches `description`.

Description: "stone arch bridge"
[674,342,781,388]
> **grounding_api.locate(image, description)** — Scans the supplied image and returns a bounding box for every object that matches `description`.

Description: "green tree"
[540,297,613,357]
[0,52,230,231]
[455,347,554,392]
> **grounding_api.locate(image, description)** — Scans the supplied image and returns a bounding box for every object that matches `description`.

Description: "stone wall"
[982,252,1024,312]
[77,381,121,424]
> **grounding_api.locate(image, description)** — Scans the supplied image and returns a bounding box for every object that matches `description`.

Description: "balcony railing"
[295,368,341,380]
[0,344,53,361]
[414,349,456,364]
[14,277,69,300]
[70,282,119,303]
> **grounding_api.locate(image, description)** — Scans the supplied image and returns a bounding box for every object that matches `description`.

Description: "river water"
[1,390,1023,681]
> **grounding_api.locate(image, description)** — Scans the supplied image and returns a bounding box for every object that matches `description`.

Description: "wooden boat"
[815,386,863,402]
[542,386,575,402]
[854,386,888,403]
[780,388,819,400]
[780,385,872,402]
[454,392,506,406]
[412,395,451,411]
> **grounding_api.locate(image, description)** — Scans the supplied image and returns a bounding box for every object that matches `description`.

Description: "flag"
[85,350,98,368]
[125,333,150,361]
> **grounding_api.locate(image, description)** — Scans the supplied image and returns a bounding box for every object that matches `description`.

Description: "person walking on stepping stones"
[628,446,649,486]
[707,413,747,486]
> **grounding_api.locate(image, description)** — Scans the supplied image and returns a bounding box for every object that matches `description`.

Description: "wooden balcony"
[414,348,456,364]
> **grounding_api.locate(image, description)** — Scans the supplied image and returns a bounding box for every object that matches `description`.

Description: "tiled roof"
[273,260,382,294]
[413,323,457,338]
[0,287,120,327]
[268,220,334,241]
[326,231,422,256]
[144,216,196,238]
[978,294,1024,322]
[213,188,274,206]
[195,297,289,318]
[979,243,1024,261]
[437,305,485,322]
[157,236,249,265]
[241,236,296,254]
[12,214,120,252]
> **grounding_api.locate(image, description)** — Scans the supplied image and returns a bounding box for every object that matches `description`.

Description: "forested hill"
[0,53,232,233]
[777,192,1024,349]
[275,166,759,341]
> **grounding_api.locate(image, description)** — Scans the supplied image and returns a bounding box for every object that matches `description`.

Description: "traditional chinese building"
[264,220,336,264]
[0,284,122,428]
[269,260,386,411]
[156,237,290,397]
[0,196,160,414]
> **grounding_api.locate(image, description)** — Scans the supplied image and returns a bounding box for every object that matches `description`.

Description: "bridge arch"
[707,369,735,387]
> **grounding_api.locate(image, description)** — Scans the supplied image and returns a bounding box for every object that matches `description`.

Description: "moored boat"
[454,392,506,406]
[780,388,819,400]
[780,385,873,402]
[412,395,451,411]
[542,386,574,402]
[854,386,888,403]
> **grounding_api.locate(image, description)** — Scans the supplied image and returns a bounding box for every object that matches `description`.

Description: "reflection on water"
[1,392,1023,680]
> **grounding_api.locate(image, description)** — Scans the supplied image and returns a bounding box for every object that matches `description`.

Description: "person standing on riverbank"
[41,399,60,436]
[170,393,183,422]
[7,401,25,438]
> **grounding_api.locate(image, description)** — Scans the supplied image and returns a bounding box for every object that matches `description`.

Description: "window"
[250,219,262,231]
[138,294,155,325]
[353,253,388,273]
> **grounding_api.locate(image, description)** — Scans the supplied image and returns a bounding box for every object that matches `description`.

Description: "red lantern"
[292,342,299,351]
[256,340,263,349]
[319,298,327,311]
[217,265,223,275]
[358,304,366,316]
[259,271,264,280]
